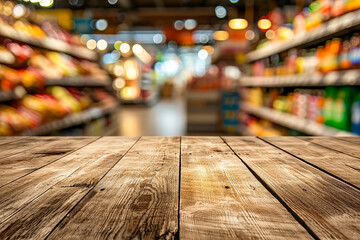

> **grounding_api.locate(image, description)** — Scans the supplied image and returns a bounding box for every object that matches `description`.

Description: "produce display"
[0,0,82,45]
[0,0,115,136]
[0,41,108,92]
[243,87,360,134]
[0,87,116,136]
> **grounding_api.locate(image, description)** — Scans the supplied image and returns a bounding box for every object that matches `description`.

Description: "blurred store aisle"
[118,98,186,136]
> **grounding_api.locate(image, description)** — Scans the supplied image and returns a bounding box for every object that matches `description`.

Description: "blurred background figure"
[0,0,359,136]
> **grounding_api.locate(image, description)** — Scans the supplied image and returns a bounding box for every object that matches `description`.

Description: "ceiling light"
[213,31,229,41]
[198,49,208,60]
[228,18,248,30]
[86,39,97,50]
[95,19,108,31]
[108,0,118,4]
[97,39,108,50]
[174,20,184,30]
[119,43,130,54]
[132,44,143,55]
[184,19,197,30]
[215,6,227,18]
[258,18,271,30]
[153,34,164,44]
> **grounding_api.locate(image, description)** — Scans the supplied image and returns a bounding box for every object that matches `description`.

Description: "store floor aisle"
[118,97,186,136]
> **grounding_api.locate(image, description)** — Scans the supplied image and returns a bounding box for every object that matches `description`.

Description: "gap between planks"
[260,136,360,191]
[223,136,360,240]
[0,137,139,239]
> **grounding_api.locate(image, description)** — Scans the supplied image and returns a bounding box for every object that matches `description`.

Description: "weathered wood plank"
[0,137,138,240]
[298,136,360,158]
[0,137,60,160]
[335,137,360,145]
[0,137,96,187]
[47,137,180,240]
[263,136,360,188]
[0,137,136,222]
[180,137,311,240]
[0,137,27,146]
[223,136,360,240]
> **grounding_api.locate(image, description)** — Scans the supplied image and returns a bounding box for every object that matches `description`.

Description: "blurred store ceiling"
[44,0,304,29]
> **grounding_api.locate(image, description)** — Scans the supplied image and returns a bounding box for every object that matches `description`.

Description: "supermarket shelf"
[22,104,118,136]
[0,25,97,61]
[0,87,26,102]
[246,9,360,62]
[45,76,111,87]
[241,102,356,136]
[238,125,255,136]
[239,69,360,87]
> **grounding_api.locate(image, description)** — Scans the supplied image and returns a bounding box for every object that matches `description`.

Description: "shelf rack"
[239,69,360,87]
[241,102,356,136]
[0,25,97,61]
[246,9,360,62]
[45,76,111,87]
[22,104,118,136]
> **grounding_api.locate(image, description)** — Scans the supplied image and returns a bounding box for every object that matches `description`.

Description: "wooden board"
[299,136,360,158]
[180,137,311,239]
[0,137,57,159]
[0,137,27,146]
[0,137,96,187]
[46,137,180,240]
[0,137,134,222]
[0,137,138,239]
[335,137,360,145]
[223,136,360,240]
[262,137,360,189]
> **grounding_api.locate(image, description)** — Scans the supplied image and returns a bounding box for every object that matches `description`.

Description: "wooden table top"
[0,136,359,239]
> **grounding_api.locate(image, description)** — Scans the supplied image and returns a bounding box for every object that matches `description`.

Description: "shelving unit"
[22,104,118,136]
[0,25,97,61]
[241,102,355,136]
[239,69,360,87]
[246,9,360,62]
[45,76,111,87]
[0,4,116,136]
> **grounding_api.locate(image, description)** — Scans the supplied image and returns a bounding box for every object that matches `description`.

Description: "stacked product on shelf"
[238,1,360,136]
[242,87,360,135]
[0,1,117,136]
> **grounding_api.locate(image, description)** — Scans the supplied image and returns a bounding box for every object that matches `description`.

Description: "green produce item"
[332,87,354,131]
[323,87,336,127]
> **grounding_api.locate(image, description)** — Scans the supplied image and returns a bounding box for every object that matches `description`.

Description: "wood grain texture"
[298,136,360,158]
[0,137,138,240]
[47,137,180,240]
[335,137,360,145]
[180,137,311,240]
[0,137,57,159]
[223,136,360,240]
[0,137,27,146]
[0,137,130,222]
[263,136,360,188]
[0,137,95,187]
